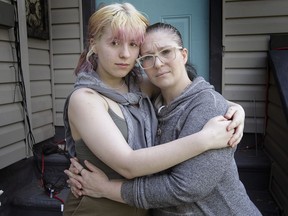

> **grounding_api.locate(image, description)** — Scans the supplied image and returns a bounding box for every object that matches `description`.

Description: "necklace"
[158,105,165,114]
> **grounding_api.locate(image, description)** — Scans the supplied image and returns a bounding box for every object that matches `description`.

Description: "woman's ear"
[91,45,97,55]
[181,48,188,64]
[90,38,97,54]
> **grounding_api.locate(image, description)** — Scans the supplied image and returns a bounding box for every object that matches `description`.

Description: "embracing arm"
[69,88,235,179]
[67,159,125,202]
[67,147,234,207]
[225,100,245,146]
[120,92,236,208]
[66,95,238,204]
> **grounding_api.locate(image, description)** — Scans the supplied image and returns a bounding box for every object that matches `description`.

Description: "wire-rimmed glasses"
[136,46,183,69]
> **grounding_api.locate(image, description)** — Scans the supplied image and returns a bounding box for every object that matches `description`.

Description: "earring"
[87,49,94,57]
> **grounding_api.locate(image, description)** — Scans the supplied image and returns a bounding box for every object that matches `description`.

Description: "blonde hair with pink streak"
[74,3,149,74]
[89,3,149,43]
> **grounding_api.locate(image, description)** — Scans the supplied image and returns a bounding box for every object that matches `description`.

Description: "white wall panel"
[223,0,288,134]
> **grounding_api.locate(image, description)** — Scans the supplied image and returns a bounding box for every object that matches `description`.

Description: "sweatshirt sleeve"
[121,90,235,209]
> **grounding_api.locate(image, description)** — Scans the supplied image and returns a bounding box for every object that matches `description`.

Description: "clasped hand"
[64,158,109,198]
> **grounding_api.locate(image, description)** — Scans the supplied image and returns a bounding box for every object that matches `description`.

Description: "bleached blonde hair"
[75,3,149,74]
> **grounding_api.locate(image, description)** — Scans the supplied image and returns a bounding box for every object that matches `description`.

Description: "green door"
[96,0,209,80]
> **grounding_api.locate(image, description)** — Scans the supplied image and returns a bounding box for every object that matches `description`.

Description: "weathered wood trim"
[17,0,33,156]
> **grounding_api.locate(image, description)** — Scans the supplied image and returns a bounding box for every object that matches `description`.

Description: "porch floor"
[0,134,283,216]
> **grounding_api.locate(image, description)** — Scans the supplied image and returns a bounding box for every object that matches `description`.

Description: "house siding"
[0,2,26,168]
[222,0,288,133]
[223,0,288,213]
[28,38,54,143]
[50,0,83,126]
[0,0,82,169]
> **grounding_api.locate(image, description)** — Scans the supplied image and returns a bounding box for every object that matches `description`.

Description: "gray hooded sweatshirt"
[121,76,262,216]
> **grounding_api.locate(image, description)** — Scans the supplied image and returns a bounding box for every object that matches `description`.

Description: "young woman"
[66,23,261,215]
[63,3,245,216]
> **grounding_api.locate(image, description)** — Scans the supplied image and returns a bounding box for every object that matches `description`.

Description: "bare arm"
[68,88,234,179]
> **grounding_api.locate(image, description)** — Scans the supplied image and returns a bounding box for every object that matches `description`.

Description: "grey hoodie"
[121,76,262,216]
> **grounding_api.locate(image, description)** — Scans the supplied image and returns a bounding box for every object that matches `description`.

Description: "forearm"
[122,148,233,209]
[122,130,209,178]
[123,116,233,178]
[125,97,231,178]
[102,180,125,203]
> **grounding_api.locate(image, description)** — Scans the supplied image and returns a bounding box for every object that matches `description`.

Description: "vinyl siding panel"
[0,0,82,168]
[223,85,266,101]
[0,2,28,169]
[236,101,266,118]
[28,36,54,143]
[51,0,83,126]
[0,28,11,40]
[224,35,270,52]
[0,84,22,104]
[0,41,15,61]
[1,63,18,83]
[53,54,80,69]
[30,65,51,81]
[28,49,50,65]
[225,0,288,18]
[54,69,76,83]
[27,38,49,49]
[0,103,24,127]
[52,39,81,54]
[55,99,65,112]
[0,141,26,169]
[54,84,74,98]
[51,8,80,24]
[224,52,268,68]
[33,124,55,144]
[52,24,81,39]
[225,17,288,35]
[30,80,52,97]
[32,110,53,130]
[31,96,53,113]
[50,0,79,9]
[224,69,266,85]
[223,0,288,134]
[0,121,25,145]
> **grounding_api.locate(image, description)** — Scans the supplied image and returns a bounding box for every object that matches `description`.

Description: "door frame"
[209,0,222,93]
[82,0,223,93]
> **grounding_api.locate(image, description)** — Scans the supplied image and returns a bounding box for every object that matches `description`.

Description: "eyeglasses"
[136,46,183,69]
